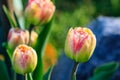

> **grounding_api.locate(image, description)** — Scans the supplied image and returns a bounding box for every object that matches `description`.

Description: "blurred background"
[49,0,120,56]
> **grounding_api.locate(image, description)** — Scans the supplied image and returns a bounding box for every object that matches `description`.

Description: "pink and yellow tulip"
[25,0,55,25]
[12,44,37,74]
[65,27,96,62]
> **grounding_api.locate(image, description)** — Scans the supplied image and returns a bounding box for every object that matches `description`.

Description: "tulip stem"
[28,73,33,80]
[25,74,28,80]
[25,73,33,80]
[70,62,79,80]
[13,72,16,80]
[29,24,34,33]
[28,24,34,45]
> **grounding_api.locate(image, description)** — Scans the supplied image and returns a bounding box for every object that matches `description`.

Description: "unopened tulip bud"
[25,0,55,25]
[64,27,96,63]
[8,28,29,50]
[30,31,38,46]
[12,44,37,74]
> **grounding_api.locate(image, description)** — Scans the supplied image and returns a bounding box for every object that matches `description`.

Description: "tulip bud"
[64,27,96,63]
[12,44,37,74]
[30,31,38,46]
[8,28,29,50]
[25,0,55,25]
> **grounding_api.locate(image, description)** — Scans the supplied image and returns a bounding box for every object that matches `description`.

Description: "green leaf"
[2,5,16,27]
[89,72,111,80]
[22,0,28,9]
[89,62,119,80]
[2,42,12,60]
[13,12,21,28]
[94,62,119,74]
[0,60,10,80]
[33,19,53,80]
[43,67,53,80]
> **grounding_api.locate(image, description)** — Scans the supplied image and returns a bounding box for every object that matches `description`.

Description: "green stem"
[29,73,33,80]
[13,12,21,28]
[28,24,34,45]
[27,73,33,80]
[33,19,53,80]
[70,62,79,80]
[13,72,16,80]
[25,74,28,80]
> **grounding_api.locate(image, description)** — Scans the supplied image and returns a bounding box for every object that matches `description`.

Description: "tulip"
[25,0,55,25]
[64,27,96,63]
[7,28,29,50]
[28,0,51,4]
[30,31,38,46]
[12,44,37,74]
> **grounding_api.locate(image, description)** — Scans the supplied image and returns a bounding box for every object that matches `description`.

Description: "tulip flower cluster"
[5,0,56,76]
[7,28,38,50]
[7,28,38,74]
